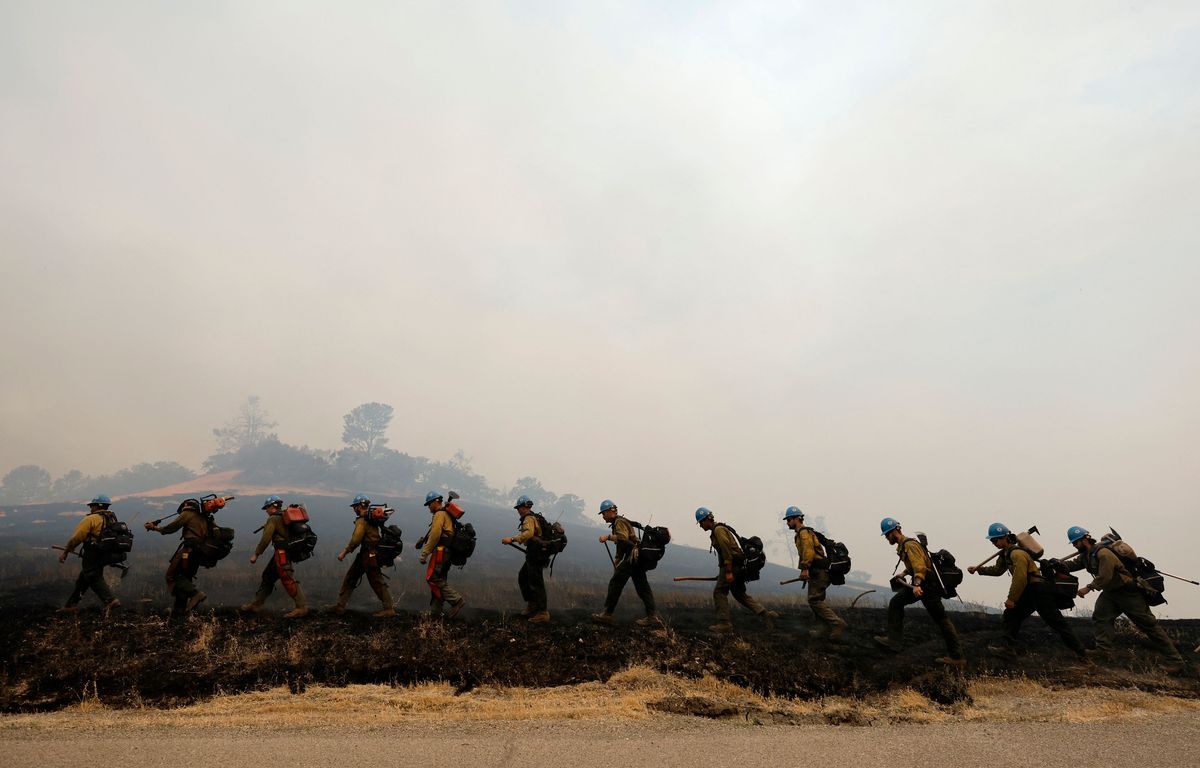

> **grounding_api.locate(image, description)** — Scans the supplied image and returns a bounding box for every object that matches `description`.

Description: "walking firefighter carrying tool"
[1051,528,1200,588]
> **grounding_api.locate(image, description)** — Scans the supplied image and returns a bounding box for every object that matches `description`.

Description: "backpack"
[1098,533,1166,606]
[445,503,477,567]
[716,524,766,582]
[281,504,318,562]
[924,546,963,598]
[376,524,404,567]
[194,513,235,568]
[89,515,134,566]
[530,513,567,558]
[811,529,851,585]
[631,521,671,571]
[1039,558,1080,610]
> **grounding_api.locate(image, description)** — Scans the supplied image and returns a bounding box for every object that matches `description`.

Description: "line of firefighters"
[57,493,1195,673]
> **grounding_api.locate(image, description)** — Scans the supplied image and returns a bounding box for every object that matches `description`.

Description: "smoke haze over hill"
[2,3,1199,616]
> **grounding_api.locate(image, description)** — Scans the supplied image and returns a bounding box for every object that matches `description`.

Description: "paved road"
[5,714,1200,768]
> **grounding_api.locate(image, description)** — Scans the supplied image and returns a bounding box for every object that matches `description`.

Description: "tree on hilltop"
[341,402,394,455]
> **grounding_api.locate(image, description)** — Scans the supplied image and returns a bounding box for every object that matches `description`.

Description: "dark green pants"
[1093,584,1183,662]
[713,577,766,623]
[604,559,655,615]
[807,569,846,630]
[1001,582,1085,656]
[336,547,392,608]
[66,554,114,607]
[518,557,547,611]
[887,587,964,659]
[166,546,201,617]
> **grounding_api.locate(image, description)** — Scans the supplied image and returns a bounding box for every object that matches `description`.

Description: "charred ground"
[2,604,1197,713]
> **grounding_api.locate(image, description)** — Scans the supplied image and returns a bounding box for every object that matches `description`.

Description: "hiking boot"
[325,603,347,614]
[372,607,397,618]
[185,592,207,613]
[447,600,466,620]
[709,622,734,634]
[936,656,967,669]
[58,604,79,614]
[283,595,307,619]
[519,603,535,618]
[591,612,615,626]
[635,613,663,627]
[239,602,264,614]
[761,610,779,630]
[872,635,901,653]
[808,627,830,639]
[828,623,846,641]
[102,598,120,617]
[528,610,551,624]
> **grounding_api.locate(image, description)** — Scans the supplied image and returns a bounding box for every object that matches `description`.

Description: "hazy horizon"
[3,2,1199,615]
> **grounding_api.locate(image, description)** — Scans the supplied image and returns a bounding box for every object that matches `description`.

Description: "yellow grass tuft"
[2,668,1197,732]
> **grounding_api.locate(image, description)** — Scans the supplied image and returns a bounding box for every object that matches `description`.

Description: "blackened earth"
[1,605,1197,712]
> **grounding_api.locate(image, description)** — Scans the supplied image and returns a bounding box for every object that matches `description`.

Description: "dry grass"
[2,667,1198,732]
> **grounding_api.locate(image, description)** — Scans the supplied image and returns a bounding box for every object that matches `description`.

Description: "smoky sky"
[3,2,1199,615]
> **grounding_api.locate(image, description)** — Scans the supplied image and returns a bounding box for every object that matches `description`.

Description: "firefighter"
[501,495,550,623]
[241,495,308,618]
[592,499,659,626]
[872,517,965,666]
[418,490,465,619]
[329,494,395,617]
[968,522,1085,660]
[783,506,846,639]
[57,494,120,615]
[696,507,777,633]
[1062,526,1186,673]
[145,498,209,620]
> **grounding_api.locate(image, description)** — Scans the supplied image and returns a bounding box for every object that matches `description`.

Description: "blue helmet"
[880,517,901,536]
[695,507,713,523]
[987,522,1011,540]
[89,494,112,506]
[424,490,444,506]
[350,493,370,507]
[1067,525,1090,544]
[599,499,617,514]
[783,505,803,520]
[514,494,533,509]
[261,494,283,510]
